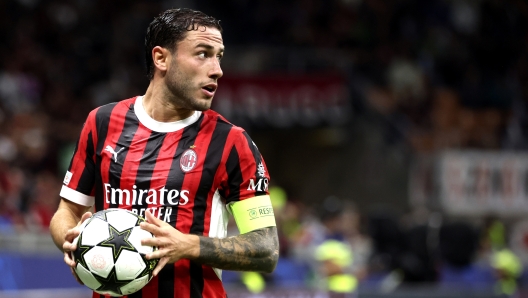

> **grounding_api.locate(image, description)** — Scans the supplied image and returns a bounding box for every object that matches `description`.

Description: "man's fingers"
[153,257,169,277]
[80,212,92,224]
[64,251,76,267]
[140,221,163,235]
[146,247,167,260]
[63,239,77,253]
[64,227,80,239]
[141,236,163,248]
[144,210,162,225]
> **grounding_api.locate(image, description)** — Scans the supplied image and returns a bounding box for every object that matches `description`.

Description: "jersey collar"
[134,96,202,133]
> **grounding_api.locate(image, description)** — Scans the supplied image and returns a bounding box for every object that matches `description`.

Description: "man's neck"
[142,81,194,122]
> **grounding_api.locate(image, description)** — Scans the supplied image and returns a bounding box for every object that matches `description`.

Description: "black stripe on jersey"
[166,114,205,226]
[242,132,267,197]
[158,115,204,298]
[224,147,242,203]
[129,132,165,298]
[108,106,139,209]
[189,262,203,298]
[189,117,231,298]
[190,117,231,234]
[94,103,116,212]
[133,131,166,210]
[77,131,96,195]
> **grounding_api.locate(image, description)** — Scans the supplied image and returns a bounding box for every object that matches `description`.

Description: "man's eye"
[198,52,206,58]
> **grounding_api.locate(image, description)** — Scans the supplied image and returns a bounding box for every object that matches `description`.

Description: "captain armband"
[229,195,276,234]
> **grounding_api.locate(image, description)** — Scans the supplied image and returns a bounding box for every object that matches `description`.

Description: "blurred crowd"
[219,187,527,295]
[353,0,528,153]
[0,0,527,295]
[0,0,159,232]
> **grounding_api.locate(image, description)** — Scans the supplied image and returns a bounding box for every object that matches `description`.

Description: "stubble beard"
[165,61,211,112]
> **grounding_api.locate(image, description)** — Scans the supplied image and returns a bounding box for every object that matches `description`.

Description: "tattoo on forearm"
[197,226,279,273]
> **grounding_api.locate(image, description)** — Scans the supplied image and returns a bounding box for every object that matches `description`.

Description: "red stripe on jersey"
[68,108,99,192]
[99,103,129,211]
[146,128,183,218]
[201,190,213,238]
[141,274,158,298]
[139,128,184,298]
[216,163,230,203]
[201,126,245,236]
[202,266,224,298]
[198,126,248,297]
[215,129,241,202]
[201,125,243,238]
[88,109,99,164]
[201,150,228,237]
[88,109,99,197]
[176,115,217,233]
[174,259,191,298]
[174,114,218,298]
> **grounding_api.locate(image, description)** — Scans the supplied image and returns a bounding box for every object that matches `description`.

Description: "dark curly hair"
[144,8,222,80]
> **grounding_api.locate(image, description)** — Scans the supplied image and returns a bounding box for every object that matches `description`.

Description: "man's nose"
[209,59,223,79]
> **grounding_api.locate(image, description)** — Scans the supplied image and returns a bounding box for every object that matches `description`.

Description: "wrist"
[182,234,201,260]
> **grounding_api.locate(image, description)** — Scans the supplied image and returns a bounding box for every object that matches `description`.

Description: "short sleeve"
[59,109,98,206]
[221,129,270,205]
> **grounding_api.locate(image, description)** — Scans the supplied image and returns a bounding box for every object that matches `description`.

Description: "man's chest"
[97,130,222,211]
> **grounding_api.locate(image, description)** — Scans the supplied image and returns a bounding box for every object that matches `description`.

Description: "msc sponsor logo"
[248,206,274,220]
[247,178,269,192]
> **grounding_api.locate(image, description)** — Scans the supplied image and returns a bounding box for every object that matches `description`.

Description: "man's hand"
[140,210,199,276]
[62,211,92,284]
[139,210,279,275]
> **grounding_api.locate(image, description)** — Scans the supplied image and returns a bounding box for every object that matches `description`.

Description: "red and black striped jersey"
[60,96,271,298]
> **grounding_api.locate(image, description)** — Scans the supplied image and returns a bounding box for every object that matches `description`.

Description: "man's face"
[165,26,224,111]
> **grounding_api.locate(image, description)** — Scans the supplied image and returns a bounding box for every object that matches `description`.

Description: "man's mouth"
[202,84,217,93]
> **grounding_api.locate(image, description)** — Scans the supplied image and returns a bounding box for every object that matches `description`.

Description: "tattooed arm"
[140,211,279,275]
[196,226,279,273]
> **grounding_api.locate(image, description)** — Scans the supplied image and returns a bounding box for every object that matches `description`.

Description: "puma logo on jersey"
[105,145,124,162]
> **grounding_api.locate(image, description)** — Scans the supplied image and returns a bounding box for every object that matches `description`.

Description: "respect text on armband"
[248,206,274,220]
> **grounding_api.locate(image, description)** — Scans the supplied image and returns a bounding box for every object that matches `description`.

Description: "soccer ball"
[72,209,158,297]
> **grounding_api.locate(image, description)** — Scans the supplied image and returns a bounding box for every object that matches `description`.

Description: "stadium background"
[1,0,528,297]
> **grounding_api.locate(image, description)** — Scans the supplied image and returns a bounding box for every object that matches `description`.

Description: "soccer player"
[49,8,279,298]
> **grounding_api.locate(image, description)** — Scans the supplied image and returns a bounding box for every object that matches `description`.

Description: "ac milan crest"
[180,149,198,172]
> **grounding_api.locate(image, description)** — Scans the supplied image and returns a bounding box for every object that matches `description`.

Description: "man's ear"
[152,46,170,75]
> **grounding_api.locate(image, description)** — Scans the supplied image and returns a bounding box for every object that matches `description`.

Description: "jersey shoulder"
[204,109,246,135]
[87,96,137,123]
[203,110,256,154]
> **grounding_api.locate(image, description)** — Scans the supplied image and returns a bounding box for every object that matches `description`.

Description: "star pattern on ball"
[136,216,145,224]
[73,234,92,269]
[94,268,129,296]
[143,254,159,274]
[93,210,107,221]
[99,226,135,259]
